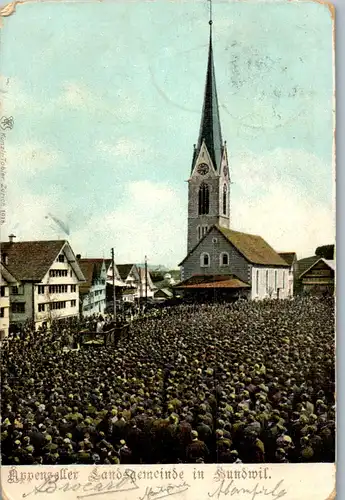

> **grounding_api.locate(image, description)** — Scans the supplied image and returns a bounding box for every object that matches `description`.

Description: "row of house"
[0,237,157,338]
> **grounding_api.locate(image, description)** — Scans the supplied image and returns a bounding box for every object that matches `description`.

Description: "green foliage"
[315,245,334,259]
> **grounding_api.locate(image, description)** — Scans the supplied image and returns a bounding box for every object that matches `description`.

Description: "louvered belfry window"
[198,183,209,215]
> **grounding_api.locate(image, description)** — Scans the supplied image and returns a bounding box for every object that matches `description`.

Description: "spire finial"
[208,0,213,27]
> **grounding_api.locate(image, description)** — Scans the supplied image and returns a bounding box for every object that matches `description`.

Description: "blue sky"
[0,0,334,267]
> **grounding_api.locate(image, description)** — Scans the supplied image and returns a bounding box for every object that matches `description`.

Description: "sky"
[0,0,335,268]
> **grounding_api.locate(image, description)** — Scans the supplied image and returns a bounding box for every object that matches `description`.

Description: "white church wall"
[251,266,290,300]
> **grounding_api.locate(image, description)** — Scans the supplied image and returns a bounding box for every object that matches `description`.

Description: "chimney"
[76,254,81,260]
[9,234,16,244]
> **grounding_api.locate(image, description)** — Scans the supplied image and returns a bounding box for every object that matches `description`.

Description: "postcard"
[0,0,335,499]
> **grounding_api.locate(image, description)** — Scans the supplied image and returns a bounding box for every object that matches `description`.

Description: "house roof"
[0,262,18,284]
[299,258,335,279]
[176,274,250,289]
[278,252,297,267]
[0,240,86,282]
[154,288,173,297]
[78,259,105,294]
[117,264,135,280]
[297,255,320,279]
[179,225,289,267]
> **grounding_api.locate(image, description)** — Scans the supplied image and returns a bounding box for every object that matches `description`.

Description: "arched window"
[223,184,227,215]
[274,270,278,291]
[200,252,210,267]
[256,270,259,295]
[266,270,269,292]
[198,183,209,215]
[220,252,229,266]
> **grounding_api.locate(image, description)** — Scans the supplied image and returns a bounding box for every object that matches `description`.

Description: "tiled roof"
[218,226,289,266]
[176,274,249,289]
[1,240,66,281]
[0,263,18,284]
[278,252,297,267]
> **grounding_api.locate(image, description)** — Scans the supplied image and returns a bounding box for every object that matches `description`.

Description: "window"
[200,252,210,267]
[0,286,6,297]
[71,285,76,293]
[197,226,201,241]
[48,285,68,294]
[11,286,19,295]
[38,285,45,294]
[50,301,66,310]
[220,252,229,266]
[11,302,25,313]
[265,270,269,292]
[274,270,278,291]
[70,271,73,277]
[38,304,45,313]
[283,271,285,289]
[202,225,208,237]
[256,270,259,295]
[71,300,76,307]
[223,184,227,215]
[58,254,65,263]
[0,308,5,318]
[198,183,209,215]
[49,269,68,278]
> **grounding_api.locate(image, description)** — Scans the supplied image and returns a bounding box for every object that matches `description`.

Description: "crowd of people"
[1,296,335,465]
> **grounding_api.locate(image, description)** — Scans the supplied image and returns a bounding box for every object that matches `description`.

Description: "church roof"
[278,252,297,267]
[196,28,223,171]
[217,226,289,267]
[179,225,289,267]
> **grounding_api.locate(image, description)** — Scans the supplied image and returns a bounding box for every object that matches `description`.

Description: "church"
[178,17,290,301]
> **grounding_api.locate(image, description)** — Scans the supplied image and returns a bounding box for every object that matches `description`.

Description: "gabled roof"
[0,262,18,284]
[297,255,320,279]
[1,240,86,282]
[78,259,106,295]
[299,258,335,279]
[179,225,289,267]
[117,264,136,281]
[195,28,223,171]
[278,252,297,267]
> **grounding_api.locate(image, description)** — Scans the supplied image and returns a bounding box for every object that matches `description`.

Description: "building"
[299,258,335,296]
[295,255,320,295]
[1,238,85,328]
[0,262,18,338]
[78,258,107,317]
[154,288,173,302]
[178,20,290,301]
[278,252,297,297]
[117,264,156,301]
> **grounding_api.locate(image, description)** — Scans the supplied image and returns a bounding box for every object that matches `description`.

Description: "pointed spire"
[196,7,223,170]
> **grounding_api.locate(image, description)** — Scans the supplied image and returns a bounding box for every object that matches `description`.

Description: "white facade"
[251,266,290,300]
[0,265,17,338]
[81,261,107,317]
[9,244,85,328]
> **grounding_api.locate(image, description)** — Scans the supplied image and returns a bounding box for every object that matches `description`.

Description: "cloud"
[70,181,186,267]
[6,141,61,178]
[97,138,151,160]
[231,149,335,258]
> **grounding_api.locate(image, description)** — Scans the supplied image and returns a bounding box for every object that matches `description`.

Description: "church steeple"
[196,16,223,171]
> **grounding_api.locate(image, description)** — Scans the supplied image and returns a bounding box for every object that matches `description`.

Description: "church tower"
[187,15,230,254]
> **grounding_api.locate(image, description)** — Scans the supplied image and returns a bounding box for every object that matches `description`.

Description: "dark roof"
[278,252,297,267]
[117,264,135,280]
[78,259,105,294]
[1,240,66,281]
[0,263,18,284]
[299,258,335,279]
[297,255,319,279]
[176,274,249,289]
[195,29,223,171]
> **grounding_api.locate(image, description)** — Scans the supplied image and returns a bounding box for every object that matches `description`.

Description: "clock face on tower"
[197,163,209,175]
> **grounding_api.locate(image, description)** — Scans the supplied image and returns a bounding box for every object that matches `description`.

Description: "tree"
[315,245,334,260]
